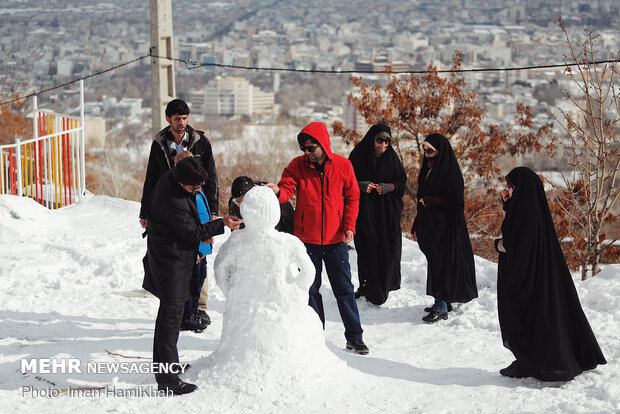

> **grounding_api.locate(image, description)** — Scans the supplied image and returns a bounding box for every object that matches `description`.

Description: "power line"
[0,49,617,107]
[159,54,617,74]
[0,53,151,107]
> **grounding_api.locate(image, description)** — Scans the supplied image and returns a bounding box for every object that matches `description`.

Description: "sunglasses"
[423,148,435,155]
[300,145,318,153]
[375,138,391,144]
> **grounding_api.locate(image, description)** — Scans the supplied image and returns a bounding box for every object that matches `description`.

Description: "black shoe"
[499,360,529,378]
[181,314,207,333]
[354,288,365,299]
[196,310,211,325]
[424,303,453,313]
[346,338,369,355]
[499,361,518,377]
[157,378,198,395]
[422,310,448,323]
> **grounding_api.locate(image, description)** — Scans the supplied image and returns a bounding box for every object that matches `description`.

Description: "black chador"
[412,133,478,304]
[349,124,407,305]
[497,167,606,381]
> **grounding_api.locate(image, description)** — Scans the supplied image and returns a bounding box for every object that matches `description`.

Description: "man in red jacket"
[268,122,368,355]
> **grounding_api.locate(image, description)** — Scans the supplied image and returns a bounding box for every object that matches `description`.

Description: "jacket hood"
[300,122,333,159]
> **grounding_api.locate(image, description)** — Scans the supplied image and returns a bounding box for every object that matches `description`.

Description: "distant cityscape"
[0,0,618,151]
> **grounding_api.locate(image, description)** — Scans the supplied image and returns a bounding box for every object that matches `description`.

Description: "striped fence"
[0,80,86,208]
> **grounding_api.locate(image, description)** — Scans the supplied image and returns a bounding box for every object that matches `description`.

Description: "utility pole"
[150,0,175,137]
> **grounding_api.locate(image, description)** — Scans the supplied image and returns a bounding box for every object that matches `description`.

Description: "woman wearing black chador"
[495,167,606,380]
[412,133,478,323]
[349,123,407,305]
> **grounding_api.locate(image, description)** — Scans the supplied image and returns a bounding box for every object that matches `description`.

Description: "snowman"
[208,186,343,390]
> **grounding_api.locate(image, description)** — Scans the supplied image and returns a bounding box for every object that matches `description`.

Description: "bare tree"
[547,19,620,279]
[86,131,144,200]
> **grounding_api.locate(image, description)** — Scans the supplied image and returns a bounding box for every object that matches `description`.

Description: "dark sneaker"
[158,378,198,395]
[181,314,207,333]
[354,288,364,299]
[422,310,448,323]
[424,303,453,313]
[197,310,211,325]
[346,338,369,355]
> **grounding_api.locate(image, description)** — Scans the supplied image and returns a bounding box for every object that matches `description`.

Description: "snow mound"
[0,194,59,238]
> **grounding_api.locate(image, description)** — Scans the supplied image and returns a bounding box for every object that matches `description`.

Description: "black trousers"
[153,300,185,384]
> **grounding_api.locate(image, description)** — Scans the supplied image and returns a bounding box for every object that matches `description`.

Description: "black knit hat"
[231,176,255,199]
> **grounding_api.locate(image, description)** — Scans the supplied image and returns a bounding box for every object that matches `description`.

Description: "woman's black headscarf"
[412,133,477,304]
[349,123,402,183]
[348,123,407,305]
[416,133,464,208]
[498,166,606,381]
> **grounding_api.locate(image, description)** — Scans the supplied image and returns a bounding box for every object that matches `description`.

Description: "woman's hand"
[501,186,513,202]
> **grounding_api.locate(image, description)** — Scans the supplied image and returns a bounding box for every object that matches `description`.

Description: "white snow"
[0,193,618,413]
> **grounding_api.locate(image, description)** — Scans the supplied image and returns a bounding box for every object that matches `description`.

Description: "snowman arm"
[290,243,315,288]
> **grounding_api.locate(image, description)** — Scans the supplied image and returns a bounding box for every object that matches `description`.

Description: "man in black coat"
[142,157,241,395]
[139,99,219,228]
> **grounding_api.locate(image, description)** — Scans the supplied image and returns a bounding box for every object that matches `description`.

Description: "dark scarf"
[349,123,401,183]
[417,133,464,208]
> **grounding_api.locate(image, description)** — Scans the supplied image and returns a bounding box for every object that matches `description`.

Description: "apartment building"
[191,76,275,116]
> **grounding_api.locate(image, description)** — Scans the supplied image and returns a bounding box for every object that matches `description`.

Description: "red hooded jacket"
[277,122,360,245]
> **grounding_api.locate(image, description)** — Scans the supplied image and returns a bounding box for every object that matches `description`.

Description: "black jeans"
[153,300,185,384]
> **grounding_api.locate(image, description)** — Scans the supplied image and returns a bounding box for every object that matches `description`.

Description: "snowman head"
[239,185,281,232]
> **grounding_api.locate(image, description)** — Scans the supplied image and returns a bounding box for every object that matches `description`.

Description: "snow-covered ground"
[0,194,618,413]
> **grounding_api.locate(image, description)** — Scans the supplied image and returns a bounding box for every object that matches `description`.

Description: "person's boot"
[346,338,369,355]
[422,309,448,323]
[157,378,198,395]
[180,314,207,333]
[197,310,211,325]
[500,360,529,378]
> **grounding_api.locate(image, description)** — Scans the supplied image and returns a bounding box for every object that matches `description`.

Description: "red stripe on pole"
[62,118,67,206]
[38,140,44,205]
[34,140,40,204]
[8,148,15,195]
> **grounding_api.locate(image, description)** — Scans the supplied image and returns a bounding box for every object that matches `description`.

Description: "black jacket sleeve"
[140,142,165,219]
[166,198,225,246]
